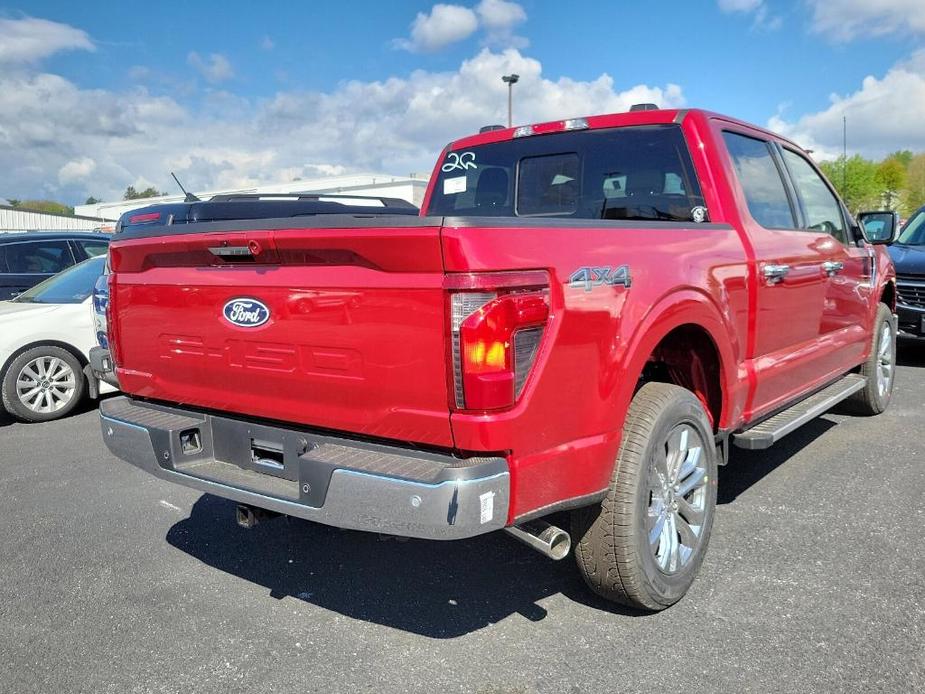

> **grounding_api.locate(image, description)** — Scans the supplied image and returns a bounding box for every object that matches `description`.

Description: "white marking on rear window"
[442,151,477,172]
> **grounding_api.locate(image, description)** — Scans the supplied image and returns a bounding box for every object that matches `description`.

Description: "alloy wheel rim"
[16,356,76,413]
[876,322,894,398]
[646,423,709,575]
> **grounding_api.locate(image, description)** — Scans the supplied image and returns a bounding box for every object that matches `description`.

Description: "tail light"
[106,264,120,366]
[446,271,550,411]
[92,270,109,349]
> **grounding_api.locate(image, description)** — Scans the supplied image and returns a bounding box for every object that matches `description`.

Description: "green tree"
[6,198,21,207]
[876,158,907,191]
[820,155,880,213]
[15,200,75,216]
[84,196,101,205]
[123,186,165,200]
[887,150,913,169]
[904,153,925,213]
[876,158,907,211]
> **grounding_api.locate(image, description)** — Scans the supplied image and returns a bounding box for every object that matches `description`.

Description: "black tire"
[572,382,718,611]
[1,346,86,423]
[843,303,896,416]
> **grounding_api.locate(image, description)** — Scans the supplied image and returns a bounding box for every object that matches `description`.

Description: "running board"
[732,374,866,450]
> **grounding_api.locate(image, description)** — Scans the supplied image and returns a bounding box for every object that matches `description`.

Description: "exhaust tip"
[236,503,280,529]
[236,504,258,528]
[546,527,571,560]
[505,520,572,561]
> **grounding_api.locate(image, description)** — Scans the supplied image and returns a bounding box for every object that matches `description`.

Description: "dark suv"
[889,208,925,337]
[0,232,110,300]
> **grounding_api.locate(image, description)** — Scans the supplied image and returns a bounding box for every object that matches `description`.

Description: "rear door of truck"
[107,216,454,447]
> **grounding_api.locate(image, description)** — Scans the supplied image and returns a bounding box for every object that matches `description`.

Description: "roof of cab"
[446,107,804,154]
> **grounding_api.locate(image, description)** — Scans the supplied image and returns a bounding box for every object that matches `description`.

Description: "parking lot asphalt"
[1,343,924,694]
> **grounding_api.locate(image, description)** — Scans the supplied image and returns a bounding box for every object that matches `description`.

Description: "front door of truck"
[721,130,833,418]
[777,146,871,375]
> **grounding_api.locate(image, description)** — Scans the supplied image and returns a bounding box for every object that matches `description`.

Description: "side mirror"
[857,210,899,245]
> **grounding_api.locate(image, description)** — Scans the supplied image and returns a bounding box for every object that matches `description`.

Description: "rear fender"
[612,289,743,434]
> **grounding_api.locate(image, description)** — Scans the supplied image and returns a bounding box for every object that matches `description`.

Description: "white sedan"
[0,256,116,422]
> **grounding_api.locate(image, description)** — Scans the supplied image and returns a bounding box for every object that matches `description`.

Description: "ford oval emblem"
[222,298,270,328]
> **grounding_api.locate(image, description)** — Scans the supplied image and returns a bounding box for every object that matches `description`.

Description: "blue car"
[889,208,925,337]
[0,231,110,301]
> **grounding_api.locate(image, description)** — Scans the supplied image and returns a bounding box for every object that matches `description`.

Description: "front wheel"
[572,382,718,611]
[844,303,896,415]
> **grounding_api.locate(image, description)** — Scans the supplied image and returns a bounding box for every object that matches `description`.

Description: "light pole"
[502,74,519,127]
[842,115,847,194]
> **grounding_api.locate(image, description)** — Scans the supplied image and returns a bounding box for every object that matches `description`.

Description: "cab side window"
[781,149,848,244]
[722,131,795,230]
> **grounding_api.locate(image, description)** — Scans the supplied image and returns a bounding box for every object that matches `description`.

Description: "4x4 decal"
[568,265,632,291]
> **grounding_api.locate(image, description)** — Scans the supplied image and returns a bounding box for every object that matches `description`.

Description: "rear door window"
[722,131,796,230]
[3,240,75,274]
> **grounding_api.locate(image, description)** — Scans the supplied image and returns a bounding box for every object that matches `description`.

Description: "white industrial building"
[75,173,430,221]
[0,205,109,232]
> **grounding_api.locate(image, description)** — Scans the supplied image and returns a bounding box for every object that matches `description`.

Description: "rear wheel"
[572,382,718,611]
[844,303,896,415]
[1,346,86,422]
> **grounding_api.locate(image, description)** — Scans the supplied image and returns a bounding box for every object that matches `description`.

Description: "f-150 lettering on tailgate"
[157,334,364,379]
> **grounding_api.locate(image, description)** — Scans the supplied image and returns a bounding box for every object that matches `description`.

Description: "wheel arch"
[1,340,89,379]
[614,290,743,433]
[879,280,896,312]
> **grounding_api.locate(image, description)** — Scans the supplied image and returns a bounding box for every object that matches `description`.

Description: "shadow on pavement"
[163,351,908,636]
[166,494,649,637]
[165,409,844,635]
[718,417,837,505]
[897,336,925,367]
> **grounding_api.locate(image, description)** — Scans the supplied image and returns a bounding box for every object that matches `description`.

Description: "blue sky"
[2,0,924,203]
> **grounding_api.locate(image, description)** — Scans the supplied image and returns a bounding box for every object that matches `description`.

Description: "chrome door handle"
[763,264,791,284]
[822,261,844,276]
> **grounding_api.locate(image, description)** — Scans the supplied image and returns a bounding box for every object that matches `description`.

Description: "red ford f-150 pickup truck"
[98,107,898,611]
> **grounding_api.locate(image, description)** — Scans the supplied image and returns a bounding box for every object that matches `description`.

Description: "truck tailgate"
[108,221,453,447]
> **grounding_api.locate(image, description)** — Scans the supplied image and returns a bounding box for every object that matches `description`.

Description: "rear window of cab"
[426,124,705,223]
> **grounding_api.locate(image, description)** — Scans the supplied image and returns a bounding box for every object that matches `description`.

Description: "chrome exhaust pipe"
[505,520,571,560]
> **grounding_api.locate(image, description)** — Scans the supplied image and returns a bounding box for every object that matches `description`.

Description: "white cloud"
[716,0,781,30]
[395,4,479,52]
[127,65,151,81]
[477,0,525,29]
[476,0,527,46]
[261,35,274,51]
[718,0,762,11]
[58,157,96,185]
[768,50,925,160]
[806,0,925,41]
[395,1,528,51]
[187,52,234,83]
[0,16,94,65]
[0,40,685,204]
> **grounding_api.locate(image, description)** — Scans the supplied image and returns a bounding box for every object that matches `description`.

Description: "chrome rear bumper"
[99,396,509,540]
